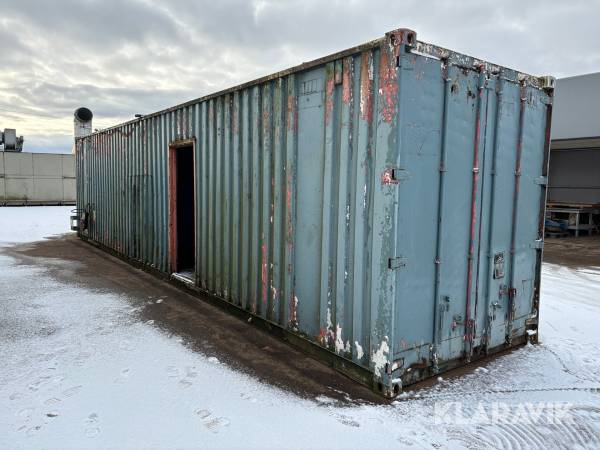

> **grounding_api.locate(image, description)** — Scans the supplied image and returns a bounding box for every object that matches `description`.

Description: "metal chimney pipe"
[74,107,93,139]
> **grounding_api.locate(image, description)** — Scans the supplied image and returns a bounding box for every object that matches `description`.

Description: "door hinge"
[388,256,407,270]
[530,239,544,250]
[534,176,548,186]
[499,285,517,298]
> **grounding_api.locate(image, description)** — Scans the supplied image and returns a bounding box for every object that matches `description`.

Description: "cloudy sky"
[1,0,599,153]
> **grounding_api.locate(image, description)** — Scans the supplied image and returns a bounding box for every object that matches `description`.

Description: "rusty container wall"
[75,28,554,397]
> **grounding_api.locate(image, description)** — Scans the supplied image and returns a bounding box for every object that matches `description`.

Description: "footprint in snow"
[204,417,231,433]
[28,376,51,391]
[84,413,100,437]
[194,409,230,433]
[26,425,42,436]
[195,409,212,419]
[74,351,92,366]
[396,436,415,446]
[240,392,258,403]
[178,379,193,389]
[331,413,360,428]
[114,368,131,384]
[85,413,99,424]
[166,366,180,378]
[17,407,34,421]
[62,385,83,398]
[119,340,134,351]
[35,353,55,363]
[85,427,100,438]
[51,374,65,384]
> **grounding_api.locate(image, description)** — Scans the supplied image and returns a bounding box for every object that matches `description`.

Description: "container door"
[481,81,550,349]
[504,86,549,339]
[478,76,521,350]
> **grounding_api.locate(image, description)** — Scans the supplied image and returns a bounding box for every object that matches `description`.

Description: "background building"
[547,72,600,235]
[0,152,75,206]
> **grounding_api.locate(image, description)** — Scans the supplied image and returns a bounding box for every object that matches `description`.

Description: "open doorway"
[169,142,195,280]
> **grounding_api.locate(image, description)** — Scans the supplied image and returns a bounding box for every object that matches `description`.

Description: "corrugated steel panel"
[75,28,554,397]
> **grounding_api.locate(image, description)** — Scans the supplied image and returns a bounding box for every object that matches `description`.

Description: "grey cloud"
[0,0,599,153]
[2,0,182,51]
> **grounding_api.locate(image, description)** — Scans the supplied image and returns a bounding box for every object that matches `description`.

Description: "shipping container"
[74,28,554,397]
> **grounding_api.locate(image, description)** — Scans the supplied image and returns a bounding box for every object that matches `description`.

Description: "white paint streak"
[372,338,390,376]
[335,324,345,354]
[354,341,364,360]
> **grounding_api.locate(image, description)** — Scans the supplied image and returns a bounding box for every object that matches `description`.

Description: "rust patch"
[342,57,353,105]
[360,52,373,122]
[380,168,398,185]
[324,67,335,125]
[286,174,293,242]
[379,44,398,124]
[317,328,328,346]
[232,96,239,135]
[286,94,297,132]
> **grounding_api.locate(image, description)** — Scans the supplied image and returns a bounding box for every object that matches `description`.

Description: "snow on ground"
[0,206,74,246]
[1,206,599,449]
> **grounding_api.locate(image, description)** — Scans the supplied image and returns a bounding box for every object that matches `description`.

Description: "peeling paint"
[355,341,364,360]
[380,169,398,185]
[372,338,390,377]
[324,67,335,125]
[286,94,297,132]
[342,57,353,105]
[261,241,267,305]
[335,324,345,353]
[289,295,298,327]
[359,52,373,121]
[378,45,398,124]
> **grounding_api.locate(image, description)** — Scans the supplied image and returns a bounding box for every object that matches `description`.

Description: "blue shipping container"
[75,28,554,397]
